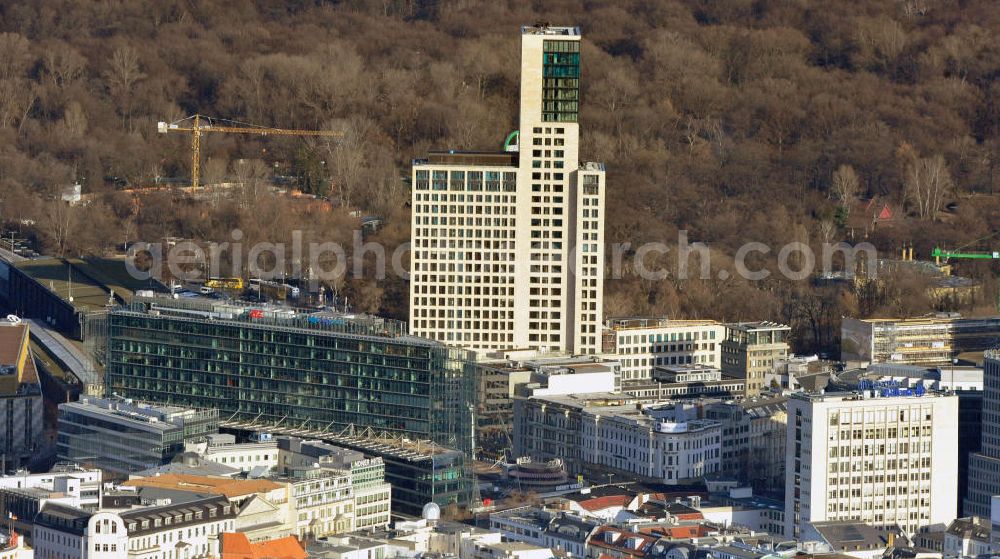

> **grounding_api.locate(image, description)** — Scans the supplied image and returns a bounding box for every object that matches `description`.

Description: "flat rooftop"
[15,258,112,312]
[725,321,790,331]
[12,257,167,312]
[521,25,581,36]
[61,396,216,432]
[119,296,447,349]
[607,317,721,330]
[416,151,518,167]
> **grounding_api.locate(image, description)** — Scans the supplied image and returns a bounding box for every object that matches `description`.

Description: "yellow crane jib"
[157,114,343,189]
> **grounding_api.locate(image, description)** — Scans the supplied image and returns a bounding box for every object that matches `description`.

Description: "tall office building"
[410,25,605,354]
[785,388,958,539]
[966,351,1000,517]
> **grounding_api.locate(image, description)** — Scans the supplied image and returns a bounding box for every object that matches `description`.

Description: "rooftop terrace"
[117,296,441,346]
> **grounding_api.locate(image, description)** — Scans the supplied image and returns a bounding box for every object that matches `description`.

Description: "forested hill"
[1,0,999,352]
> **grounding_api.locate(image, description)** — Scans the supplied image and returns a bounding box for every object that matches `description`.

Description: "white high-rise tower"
[409,25,605,354]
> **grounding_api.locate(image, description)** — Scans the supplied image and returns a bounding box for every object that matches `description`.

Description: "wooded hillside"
[1,0,999,352]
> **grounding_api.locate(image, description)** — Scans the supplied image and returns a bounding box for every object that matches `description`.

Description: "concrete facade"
[785,390,959,538]
[410,26,605,355]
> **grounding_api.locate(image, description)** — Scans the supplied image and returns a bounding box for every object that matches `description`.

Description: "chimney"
[888,532,895,548]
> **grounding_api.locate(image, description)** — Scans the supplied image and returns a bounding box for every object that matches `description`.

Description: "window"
[541,41,580,122]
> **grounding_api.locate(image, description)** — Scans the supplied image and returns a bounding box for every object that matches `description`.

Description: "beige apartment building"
[410,25,605,355]
[721,321,791,396]
[603,317,725,384]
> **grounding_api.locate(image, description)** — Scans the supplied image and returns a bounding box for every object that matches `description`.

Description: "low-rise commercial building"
[220,427,470,517]
[0,321,44,470]
[57,396,219,478]
[603,318,724,384]
[476,354,619,461]
[489,506,597,558]
[515,393,721,484]
[33,496,237,559]
[842,315,1000,365]
[621,368,745,401]
[180,434,392,531]
[120,474,293,541]
[0,465,102,507]
[514,392,641,476]
[721,322,790,396]
[704,397,787,496]
[943,517,990,558]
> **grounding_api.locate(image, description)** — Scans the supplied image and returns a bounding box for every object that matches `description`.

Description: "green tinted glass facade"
[542,40,580,122]
[104,302,476,454]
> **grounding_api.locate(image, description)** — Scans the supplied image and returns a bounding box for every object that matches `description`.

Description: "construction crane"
[932,231,1000,265]
[157,115,342,189]
[932,232,1000,310]
[931,247,1000,262]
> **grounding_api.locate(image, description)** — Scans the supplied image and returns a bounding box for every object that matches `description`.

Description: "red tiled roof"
[221,533,306,559]
[639,524,709,539]
[579,495,631,512]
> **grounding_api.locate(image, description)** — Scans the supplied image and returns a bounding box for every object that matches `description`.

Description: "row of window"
[413,239,514,249]
[414,227,515,239]
[414,193,514,203]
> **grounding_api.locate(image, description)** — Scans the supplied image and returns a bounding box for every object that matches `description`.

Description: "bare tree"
[202,158,229,187]
[819,218,836,245]
[0,33,31,81]
[232,159,271,210]
[831,164,860,209]
[104,45,145,131]
[42,200,76,257]
[239,59,265,121]
[856,16,906,72]
[42,43,86,92]
[0,33,35,133]
[324,116,377,209]
[904,154,953,220]
[57,101,88,139]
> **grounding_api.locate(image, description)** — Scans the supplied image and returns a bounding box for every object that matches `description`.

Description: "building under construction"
[842,314,1000,365]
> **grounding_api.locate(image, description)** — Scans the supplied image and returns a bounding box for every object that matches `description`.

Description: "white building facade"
[603,318,725,383]
[33,496,237,559]
[410,25,605,355]
[785,390,959,539]
[579,405,721,484]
